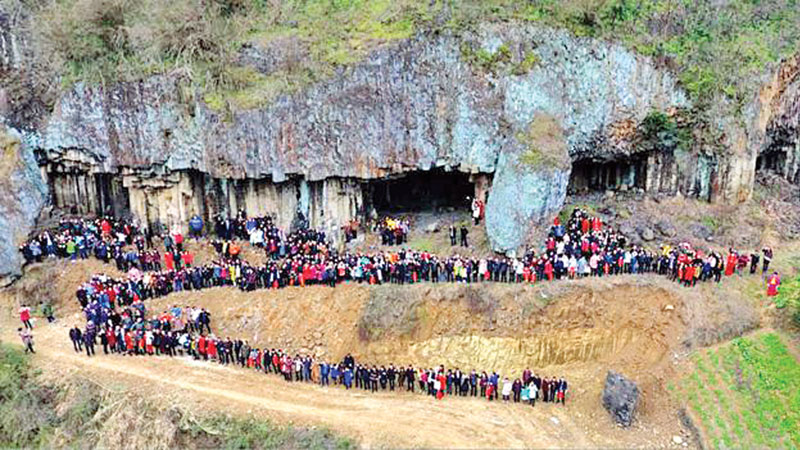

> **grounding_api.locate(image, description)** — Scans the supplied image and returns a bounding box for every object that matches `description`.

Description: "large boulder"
[602,371,640,427]
[656,220,677,238]
[639,227,656,241]
[486,114,570,254]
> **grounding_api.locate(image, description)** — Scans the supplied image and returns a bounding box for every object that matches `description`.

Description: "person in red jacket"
[106,328,116,353]
[182,251,194,268]
[101,219,111,237]
[197,335,207,360]
[544,259,554,281]
[124,332,134,354]
[436,373,446,400]
[229,243,241,259]
[725,250,737,277]
[207,338,217,361]
[592,217,602,232]
[19,304,32,329]
[164,252,174,271]
[766,272,781,297]
[174,232,184,252]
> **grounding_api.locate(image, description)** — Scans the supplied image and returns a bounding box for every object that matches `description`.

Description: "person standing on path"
[762,246,773,274]
[19,304,32,329]
[766,272,781,297]
[18,328,34,353]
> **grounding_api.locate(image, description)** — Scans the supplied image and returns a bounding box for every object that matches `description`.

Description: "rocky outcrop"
[0,126,48,284]
[38,25,688,181]
[602,371,640,427]
[486,114,571,254]
[757,55,800,184]
[0,19,739,278]
[30,25,687,249]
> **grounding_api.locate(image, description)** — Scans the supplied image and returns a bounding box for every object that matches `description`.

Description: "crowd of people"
[68,300,568,407]
[17,207,781,410]
[19,216,142,265]
[376,217,410,246]
[47,207,774,319]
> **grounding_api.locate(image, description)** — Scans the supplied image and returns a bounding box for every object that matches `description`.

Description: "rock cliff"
[757,55,800,184]
[0,17,792,281]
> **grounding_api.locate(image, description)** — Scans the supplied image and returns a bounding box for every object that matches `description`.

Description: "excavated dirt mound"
[130,279,685,376]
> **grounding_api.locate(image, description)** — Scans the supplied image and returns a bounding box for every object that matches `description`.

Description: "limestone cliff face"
[755,55,800,184]
[0,126,48,285]
[0,21,714,278]
[39,25,688,180]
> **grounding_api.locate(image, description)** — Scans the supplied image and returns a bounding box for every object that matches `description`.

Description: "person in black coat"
[69,327,83,352]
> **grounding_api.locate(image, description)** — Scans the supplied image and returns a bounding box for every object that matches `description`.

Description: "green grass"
[0,343,57,447]
[677,332,800,449]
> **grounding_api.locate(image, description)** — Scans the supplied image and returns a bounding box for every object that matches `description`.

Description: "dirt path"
[9,322,605,449]
[0,261,700,448]
[3,313,698,449]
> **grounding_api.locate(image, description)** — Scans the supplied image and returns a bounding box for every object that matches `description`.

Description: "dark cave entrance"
[568,156,649,194]
[756,150,786,174]
[367,169,476,213]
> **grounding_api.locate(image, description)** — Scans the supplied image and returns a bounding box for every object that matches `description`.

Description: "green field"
[678,332,800,449]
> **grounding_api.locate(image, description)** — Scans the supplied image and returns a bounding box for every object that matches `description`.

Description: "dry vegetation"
[0,343,353,449]
[6,0,799,116]
[0,129,21,186]
[517,113,571,170]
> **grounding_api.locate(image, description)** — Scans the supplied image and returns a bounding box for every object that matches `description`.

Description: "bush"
[20,0,800,114]
[0,344,55,447]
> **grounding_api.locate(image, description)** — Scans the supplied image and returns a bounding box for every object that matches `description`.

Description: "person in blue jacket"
[189,215,204,239]
[320,361,330,386]
[343,367,353,389]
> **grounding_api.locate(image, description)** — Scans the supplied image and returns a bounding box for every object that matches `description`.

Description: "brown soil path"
[1,259,706,448]
[1,312,694,449]
[7,323,593,448]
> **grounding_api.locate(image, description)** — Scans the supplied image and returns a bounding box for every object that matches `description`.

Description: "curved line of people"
[69,303,567,406]
[72,208,771,315]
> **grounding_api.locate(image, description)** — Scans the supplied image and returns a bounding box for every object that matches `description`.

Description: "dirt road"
[15,323,593,448]
[2,315,691,449]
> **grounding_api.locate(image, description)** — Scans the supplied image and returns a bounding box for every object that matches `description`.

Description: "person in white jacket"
[501,377,513,402]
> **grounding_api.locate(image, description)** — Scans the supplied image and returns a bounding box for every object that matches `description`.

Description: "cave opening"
[367,169,475,213]
[569,156,648,194]
[756,149,786,174]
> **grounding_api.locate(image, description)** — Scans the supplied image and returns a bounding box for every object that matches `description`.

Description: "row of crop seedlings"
[680,333,799,449]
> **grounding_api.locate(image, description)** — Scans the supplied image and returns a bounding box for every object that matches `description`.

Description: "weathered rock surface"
[485,156,570,254]
[1,13,795,280]
[602,370,639,427]
[36,25,688,182]
[0,22,692,276]
[758,55,800,184]
[656,220,678,238]
[485,113,571,254]
[0,126,48,284]
[639,227,655,242]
